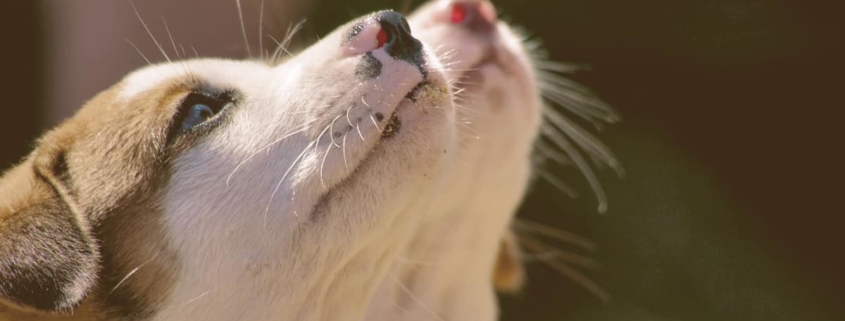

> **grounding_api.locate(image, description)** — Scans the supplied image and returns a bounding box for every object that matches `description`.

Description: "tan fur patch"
[493,229,526,293]
[0,75,200,319]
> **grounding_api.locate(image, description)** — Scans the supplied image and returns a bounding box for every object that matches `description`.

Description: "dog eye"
[180,103,215,132]
[168,91,233,143]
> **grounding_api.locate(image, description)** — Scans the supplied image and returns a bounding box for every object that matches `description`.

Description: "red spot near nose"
[376,29,388,48]
[451,4,467,24]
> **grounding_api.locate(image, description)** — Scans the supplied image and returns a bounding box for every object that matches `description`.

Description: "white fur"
[119,62,200,101]
[116,2,545,320]
[111,16,457,321]
[363,2,544,321]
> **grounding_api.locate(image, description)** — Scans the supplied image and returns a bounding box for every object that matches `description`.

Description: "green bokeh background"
[304,1,842,320]
[2,1,841,320]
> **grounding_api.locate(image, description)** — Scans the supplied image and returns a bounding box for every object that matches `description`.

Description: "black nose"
[375,11,425,68]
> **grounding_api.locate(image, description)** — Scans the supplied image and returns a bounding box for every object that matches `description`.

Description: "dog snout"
[375,11,425,66]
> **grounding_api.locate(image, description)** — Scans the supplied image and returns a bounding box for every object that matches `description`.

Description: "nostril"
[345,11,420,57]
[375,11,425,66]
[376,11,414,48]
[451,3,468,24]
[376,29,389,49]
[450,1,498,33]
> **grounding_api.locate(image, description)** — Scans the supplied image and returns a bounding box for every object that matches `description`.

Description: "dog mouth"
[377,83,416,139]
[310,79,437,215]
[381,79,436,139]
[404,80,430,102]
[381,111,402,138]
[449,48,502,92]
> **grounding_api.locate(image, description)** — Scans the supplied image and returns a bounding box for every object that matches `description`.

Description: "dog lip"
[313,81,416,212]
[380,81,424,139]
[404,80,430,102]
[380,112,402,138]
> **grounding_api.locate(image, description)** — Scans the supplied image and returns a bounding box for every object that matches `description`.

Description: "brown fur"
[0,75,202,320]
[493,230,526,293]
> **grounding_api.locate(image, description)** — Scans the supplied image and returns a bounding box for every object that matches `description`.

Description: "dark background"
[2,0,842,320]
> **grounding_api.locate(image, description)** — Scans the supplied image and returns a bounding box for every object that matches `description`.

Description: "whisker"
[539,76,619,123]
[355,122,366,142]
[536,141,573,167]
[235,0,252,58]
[519,235,610,302]
[320,142,332,189]
[513,219,596,251]
[264,140,316,222]
[328,114,343,148]
[270,19,306,62]
[125,39,152,65]
[341,132,350,175]
[443,68,481,73]
[313,123,332,155]
[541,126,609,213]
[226,125,310,186]
[282,19,307,50]
[388,297,415,314]
[518,235,600,269]
[543,99,606,130]
[320,115,344,189]
[544,109,624,177]
[389,274,447,321]
[107,259,152,296]
[160,17,180,59]
[267,35,292,61]
[369,114,382,132]
[174,290,212,308]
[345,104,355,127]
[131,1,170,63]
[535,167,578,198]
[258,0,265,60]
[533,60,587,74]
[160,17,196,82]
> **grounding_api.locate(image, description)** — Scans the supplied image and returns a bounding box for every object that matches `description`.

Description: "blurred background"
[2,0,841,320]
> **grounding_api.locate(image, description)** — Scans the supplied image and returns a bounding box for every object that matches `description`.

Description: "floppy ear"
[0,144,99,313]
[493,229,526,293]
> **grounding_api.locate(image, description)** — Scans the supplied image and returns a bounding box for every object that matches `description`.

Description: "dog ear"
[493,229,526,293]
[0,143,99,313]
